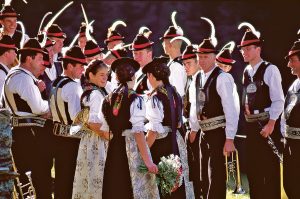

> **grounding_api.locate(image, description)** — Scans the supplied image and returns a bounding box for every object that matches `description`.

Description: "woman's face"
[89,67,108,87]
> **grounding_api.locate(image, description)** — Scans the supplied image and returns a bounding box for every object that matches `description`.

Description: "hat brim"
[0,13,20,20]
[104,37,124,45]
[85,49,104,58]
[195,50,219,54]
[18,48,47,55]
[216,59,236,65]
[237,40,263,48]
[61,57,87,65]
[128,42,154,51]
[111,57,140,72]
[285,52,300,60]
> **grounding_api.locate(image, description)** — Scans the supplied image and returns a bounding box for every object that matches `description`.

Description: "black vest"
[154,86,182,127]
[102,86,140,133]
[200,67,224,119]
[12,30,22,49]
[243,62,272,113]
[284,82,300,128]
[52,76,74,125]
[183,76,192,118]
[39,61,63,100]
[135,74,148,95]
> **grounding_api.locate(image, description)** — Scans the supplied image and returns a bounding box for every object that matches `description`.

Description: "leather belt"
[199,115,226,132]
[53,122,82,139]
[245,111,269,123]
[286,126,300,140]
[11,116,46,127]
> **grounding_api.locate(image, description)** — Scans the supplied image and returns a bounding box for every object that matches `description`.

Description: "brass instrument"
[11,152,36,199]
[70,106,92,137]
[225,150,245,194]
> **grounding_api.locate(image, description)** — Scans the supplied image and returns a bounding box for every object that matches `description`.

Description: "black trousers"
[200,128,226,199]
[53,135,80,199]
[186,130,206,199]
[34,120,55,199]
[245,121,281,199]
[283,138,300,199]
[12,126,39,197]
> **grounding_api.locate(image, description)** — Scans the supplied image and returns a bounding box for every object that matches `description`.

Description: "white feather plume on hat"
[16,21,26,48]
[109,20,127,32]
[170,36,191,46]
[238,22,261,38]
[220,41,235,53]
[171,11,183,36]
[201,17,218,47]
[138,26,152,38]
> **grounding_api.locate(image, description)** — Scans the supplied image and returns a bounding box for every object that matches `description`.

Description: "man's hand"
[189,131,197,143]
[41,111,52,119]
[36,80,46,92]
[223,139,235,156]
[260,120,275,138]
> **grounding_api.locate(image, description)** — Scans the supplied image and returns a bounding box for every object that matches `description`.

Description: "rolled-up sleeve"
[216,73,240,139]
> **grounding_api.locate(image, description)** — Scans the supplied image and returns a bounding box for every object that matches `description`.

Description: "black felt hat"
[285,40,300,59]
[195,39,218,54]
[129,34,154,51]
[47,24,66,39]
[0,35,17,52]
[61,46,87,65]
[84,40,104,58]
[181,45,197,60]
[18,38,47,55]
[216,49,236,65]
[111,57,139,73]
[0,5,19,19]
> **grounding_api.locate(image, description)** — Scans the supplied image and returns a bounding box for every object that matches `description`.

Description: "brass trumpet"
[11,152,36,199]
[225,150,246,194]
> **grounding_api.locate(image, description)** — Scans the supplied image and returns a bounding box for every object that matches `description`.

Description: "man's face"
[50,37,65,54]
[70,63,85,79]
[240,45,260,63]
[288,55,300,77]
[5,49,17,66]
[133,48,152,67]
[1,17,17,35]
[217,62,232,72]
[45,46,54,64]
[198,53,216,72]
[107,40,123,50]
[30,53,44,77]
[78,36,87,51]
[183,58,199,76]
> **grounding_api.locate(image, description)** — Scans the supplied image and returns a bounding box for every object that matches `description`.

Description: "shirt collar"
[0,62,10,73]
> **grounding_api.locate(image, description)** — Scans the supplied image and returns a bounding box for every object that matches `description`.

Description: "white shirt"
[0,63,9,96]
[82,89,106,123]
[189,66,240,139]
[168,60,187,97]
[44,63,57,81]
[280,78,300,136]
[244,60,284,120]
[99,96,146,134]
[61,80,83,120]
[3,67,49,116]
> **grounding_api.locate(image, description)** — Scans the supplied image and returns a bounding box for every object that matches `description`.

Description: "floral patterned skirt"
[72,132,108,199]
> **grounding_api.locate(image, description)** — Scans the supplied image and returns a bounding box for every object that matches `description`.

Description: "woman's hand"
[145,160,158,174]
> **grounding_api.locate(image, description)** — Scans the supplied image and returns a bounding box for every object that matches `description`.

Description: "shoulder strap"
[0,64,8,75]
[52,77,73,124]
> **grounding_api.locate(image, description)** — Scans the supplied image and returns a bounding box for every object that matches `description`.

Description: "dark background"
[7,0,299,171]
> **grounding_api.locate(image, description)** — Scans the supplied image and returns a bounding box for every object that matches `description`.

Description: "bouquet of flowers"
[139,154,183,196]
